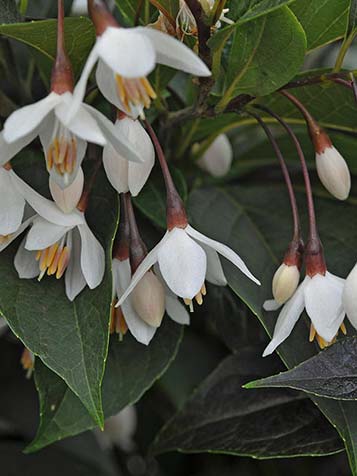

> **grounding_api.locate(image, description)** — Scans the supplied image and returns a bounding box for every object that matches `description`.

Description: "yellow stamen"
[0,234,12,245]
[309,324,316,342]
[195,292,203,305]
[56,246,70,279]
[47,135,77,177]
[115,74,157,113]
[20,348,34,379]
[46,243,59,268]
[110,304,128,338]
[340,322,347,335]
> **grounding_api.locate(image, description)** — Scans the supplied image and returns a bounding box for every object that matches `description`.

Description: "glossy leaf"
[0,18,95,76]
[229,0,297,24]
[152,351,343,457]
[347,0,357,37]
[215,7,306,110]
[28,319,183,452]
[247,337,357,400]
[188,185,357,472]
[0,163,118,428]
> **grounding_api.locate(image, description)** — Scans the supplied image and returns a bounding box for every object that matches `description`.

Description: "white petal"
[95,60,144,119]
[186,225,260,285]
[97,27,156,78]
[0,169,25,235]
[343,263,357,329]
[65,229,87,301]
[10,172,85,226]
[316,146,351,200]
[0,129,38,165]
[158,228,206,299]
[78,222,105,289]
[49,167,84,213]
[197,134,233,177]
[3,92,62,143]
[137,27,211,76]
[304,272,345,342]
[116,238,163,307]
[113,258,131,296]
[263,299,282,312]
[83,104,143,163]
[0,216,34,252]
[263,279,308,357]
[103,142,129,194]
[25,217,70,250]
[14,237,39,279]
[199,242,227,286]
[55,94,106,145]
[165,294,190,325]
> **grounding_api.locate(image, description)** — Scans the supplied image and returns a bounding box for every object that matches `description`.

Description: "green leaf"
[215,7,306,110]
[152,351,343,457]
[229,0,297,24]
[290,0,349,51]
[149,0,179,22]
[27,319,183,452]
[0,18,95,76]
[347,0,357,37]
[246,337,357,400]
[0,165,119,428]
[187,185,357,473]
[0,0,21,23]
[114,0,157,26]
[133,165,188,229]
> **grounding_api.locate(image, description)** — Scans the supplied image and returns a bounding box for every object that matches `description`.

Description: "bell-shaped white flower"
[70,1,210,119]
[263,271,346,357]
[197,134,233,178]
[343,263,357,330]
[112,258,189,345]
[49,167,84,213]
[316,145,351,200]
[0,166,26,237]
[103,116,155,196]
[1,91,143,189]
[117,224,260,313]
[272,263,300,305]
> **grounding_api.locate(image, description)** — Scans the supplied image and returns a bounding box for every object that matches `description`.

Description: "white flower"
[1,91,143,188]
[197,134,233,177]
[70,22,211,119]
[263,271,346,357]
[112,258,189,345]
[103,116,155,196]
[117,224,260,313]
[176,0,233,36]
[98,406,137,452]
[272,263,300,305]
[343,263,357,330]
[316,145,351,200]
[0,166,26,237]
[49,167,84,213]
[0,173,105,301]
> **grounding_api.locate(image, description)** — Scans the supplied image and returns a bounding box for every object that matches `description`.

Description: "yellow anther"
[56,246,70,279]
[340,322,347,335]
[39,249,49,272]
[110,303,128,338]
[309,324,316,342]
[201,283,207,296]
[115,74,157,113]
[46,243,59,268]
[0,234,11,245]
[195,292,203,305]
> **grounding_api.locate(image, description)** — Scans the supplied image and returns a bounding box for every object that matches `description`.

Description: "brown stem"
[279,90,319,133]
[88,0,119,36]
[113,194,130,261]
[282,71,353,90]
[185,0,211,68]
[248,112,301,242]
[124,193,147,273]
[144,120,188,230]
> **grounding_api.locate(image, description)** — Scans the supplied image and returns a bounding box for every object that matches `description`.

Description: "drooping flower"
[197,133,233,177]
[0,164,26,237]
[342,263,357,330]
[69,0,211,120]
[103,114,155,196]
[49,166,84,213]
[263,239,347,356]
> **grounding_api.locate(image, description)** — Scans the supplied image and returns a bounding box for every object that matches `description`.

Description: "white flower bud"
[316,146,351,200]
[272,263,300,305]
[343,263,357,330]
[197,134,233,177]
[49,168,84,213]
[132,271,165,327]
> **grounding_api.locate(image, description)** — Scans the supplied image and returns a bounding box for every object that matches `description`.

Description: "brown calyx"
[88,0,119,36]
[283,237,304,269]
[305,236,327,277]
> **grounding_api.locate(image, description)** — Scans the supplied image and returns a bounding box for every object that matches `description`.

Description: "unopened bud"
[132,271,165,327]
[272,263,300,304]
[197,134,233,177]
[343,263,357,330]
[50,168,84,213]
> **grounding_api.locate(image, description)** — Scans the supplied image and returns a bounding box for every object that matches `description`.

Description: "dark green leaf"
[114,0,156,26]
[347,0,357,37]
[27,319,182,451]
[0,18,95,76]
[187,185,357,472]
[0,0,20,23]
[152,352,343,457]
[290,0,349,51]
[229,0,297,24]
[0,165,119,428]
[215,7,306,110]
[247,337,357,400]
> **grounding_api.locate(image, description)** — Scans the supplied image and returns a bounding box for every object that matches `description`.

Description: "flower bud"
[197,134,233,178]
[343,263,357,330]
[272,263,300,304]
[132,271,165,327]
[50,168,84,213]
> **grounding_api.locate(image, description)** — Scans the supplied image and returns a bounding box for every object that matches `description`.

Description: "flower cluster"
[0,0,259,348]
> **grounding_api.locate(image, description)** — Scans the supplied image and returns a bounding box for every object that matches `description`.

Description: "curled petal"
[0,169,25,235]
[0,129,38,165]
[263,299,282,312]
[158,228,206,299]
[199,242,227,286]
[78,222,105,289]
[50,168,84,213]
[3,92,62,143]
[65,229,87,301]
[25,217,70,251]
[165,294,190,325]
[14,237,39,279]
